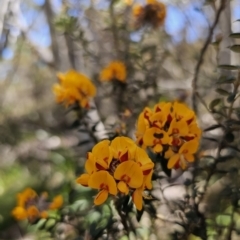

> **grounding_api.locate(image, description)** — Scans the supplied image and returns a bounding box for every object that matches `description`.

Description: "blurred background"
[0,0,240,239]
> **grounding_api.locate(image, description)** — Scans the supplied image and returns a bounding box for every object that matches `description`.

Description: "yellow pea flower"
[114,161,143,195]
[12,188,64,222]
[88,171,117,205]
[168,118,189,146]
[134,147,154,176]
[110,136,137,162]
[172,101,195,124]
[11,207,27,221]
[53,69,96,108]
[49,195,63,210]
[92,140,112,170]
[167,140,199,170]
[100,61,127,83]
[143,128,171,153]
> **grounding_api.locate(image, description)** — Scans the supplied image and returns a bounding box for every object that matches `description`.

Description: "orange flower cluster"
[135,101,201,170]
[76,137,154,210]
[100,61,126,83]
[53,70,96,108]
[12,188,63,222]
[133,0,166,29]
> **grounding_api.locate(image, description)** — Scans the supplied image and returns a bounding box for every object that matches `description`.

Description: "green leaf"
[218,65,240,70]
[216,214,232,227]
[229,33,240,39]
[209,98,221,110]
[204,124,222,132]
[35,218,47,230]
[45,218,56,230]
[215,88,230,96]
[229,45,240,53]
[188,234,203,240]
[227,93,236,103]
[216,75,236,84]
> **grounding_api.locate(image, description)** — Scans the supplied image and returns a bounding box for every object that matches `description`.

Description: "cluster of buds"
[12,188,63,222]
[53,69,96,108]
[133,0,166,29]
[135,101,201,170]
[76,137,154,210]
[100,61,127,83]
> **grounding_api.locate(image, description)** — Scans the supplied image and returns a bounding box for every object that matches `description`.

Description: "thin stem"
[192,0,227,115]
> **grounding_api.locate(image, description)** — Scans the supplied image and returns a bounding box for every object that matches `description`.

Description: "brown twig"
[192,0,227,115]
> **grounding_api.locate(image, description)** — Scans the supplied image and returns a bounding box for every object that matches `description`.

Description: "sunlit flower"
[12,188,63,222]
[76,137,154,210]
[53,69,96,108]
[172,101,195,124]
[110,136,136,162]
[88,171,117,205]
[100,61,127,83]
[133,0,166,29]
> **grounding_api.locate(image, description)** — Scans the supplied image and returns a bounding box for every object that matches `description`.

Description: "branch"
[191,0,227,115]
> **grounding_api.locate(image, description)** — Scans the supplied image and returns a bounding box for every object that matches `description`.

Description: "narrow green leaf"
[216,75,236,84]
[227,93,236,103]
[45,218,56,230]
[229,33,240,39]
[209,98,221,110]
[229,45,240,53]
[218,65,240,70]
[215,88,229,96]
[204,124,222,132]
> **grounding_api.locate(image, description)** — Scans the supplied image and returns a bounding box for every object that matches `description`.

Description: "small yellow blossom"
[100,61,127,83]
[133,0,166,29]
[12,188,63,222]
[49,195,64,210]
[53,69,96,108]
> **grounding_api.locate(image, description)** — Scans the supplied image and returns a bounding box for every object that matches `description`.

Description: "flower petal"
[167,154,180,169]
[114,161,143,189]
[88,171,117,196]
[179,139,199,154]
[12,207,27,220]
[132,189,143,211]
[76,173,90,186]
[184,153,194,162]
[153,144,162,153]
[94,189,109,205]
[117,181,129,195]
